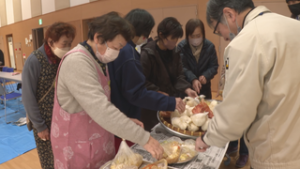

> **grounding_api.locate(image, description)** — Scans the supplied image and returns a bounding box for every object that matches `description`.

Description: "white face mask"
[95,42,119,63]
[136,36,147,45]
[224,14,242,41]
[53,47,70,59]
[189,37,203,47]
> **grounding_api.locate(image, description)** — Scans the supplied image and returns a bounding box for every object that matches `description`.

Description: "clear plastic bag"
[159,137,198,164]
[160,137,182,164]
[179,139,197,163]
[110,140,143,169]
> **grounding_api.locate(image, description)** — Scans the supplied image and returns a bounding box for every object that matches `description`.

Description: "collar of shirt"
[243,6,271,28]
[44,43,61,64]
[128,40,136,48]
[80,41,107,76]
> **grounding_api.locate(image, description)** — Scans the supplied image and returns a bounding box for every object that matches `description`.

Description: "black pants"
[229,136,249,155]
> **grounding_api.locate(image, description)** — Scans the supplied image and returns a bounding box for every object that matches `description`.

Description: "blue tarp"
[0,99,36,164]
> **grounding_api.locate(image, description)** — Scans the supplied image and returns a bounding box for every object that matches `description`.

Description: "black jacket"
[141,40,192,97]
[0,49,4,66]
[177,39,219,99]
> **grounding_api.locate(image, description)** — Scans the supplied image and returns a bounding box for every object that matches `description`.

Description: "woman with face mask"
[22,22,76,169]
[140,17,197,131]
[177,19,219,99]
[287,0,300,20]
[50,12,164,169]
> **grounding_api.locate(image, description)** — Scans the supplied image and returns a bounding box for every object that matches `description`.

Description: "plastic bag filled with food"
[141,159,168,169]
[110,140,143,169]
[160,137,182,164]
[191,112,208,127]
[179,139,198,163]
[192,101,214,118]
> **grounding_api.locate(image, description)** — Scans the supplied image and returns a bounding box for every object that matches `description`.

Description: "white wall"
[70,0,89,7]
[21,0,32,20]
[5,0,14,25]
[42,0,55,14]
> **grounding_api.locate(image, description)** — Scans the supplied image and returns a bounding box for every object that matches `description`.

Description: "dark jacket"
[177,39,219,99]
[0,49,4,66]
[140,40,191,131]
[108,41,176,120]
[140,40,192,97]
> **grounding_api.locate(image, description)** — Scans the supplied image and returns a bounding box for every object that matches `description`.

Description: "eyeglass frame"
[213,13,223,36]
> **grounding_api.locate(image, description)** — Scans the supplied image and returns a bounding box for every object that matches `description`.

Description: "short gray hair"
[206,0,255,27]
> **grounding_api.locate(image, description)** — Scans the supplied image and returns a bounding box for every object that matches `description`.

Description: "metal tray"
[171,153,198,165]
[157,99,222,140]
[157,111,198,139]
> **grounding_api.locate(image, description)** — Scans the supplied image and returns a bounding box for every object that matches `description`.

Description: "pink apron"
[51,49,115,169]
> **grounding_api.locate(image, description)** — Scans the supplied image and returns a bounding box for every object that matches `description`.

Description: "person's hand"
[130,118,144,129]
[143,136,164,160]
[185,88,198,98]
[38,128,50,141]
[192,79,202,94]
[158,91,169,96]
[199,76,207,85]
[195,136,210,152]
[175,98,185,112]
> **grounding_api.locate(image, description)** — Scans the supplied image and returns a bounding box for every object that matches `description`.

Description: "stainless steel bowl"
[157,111,198,139]
[157,99,222,140]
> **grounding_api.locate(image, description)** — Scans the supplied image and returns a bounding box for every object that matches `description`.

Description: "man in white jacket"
[196,0,300,168]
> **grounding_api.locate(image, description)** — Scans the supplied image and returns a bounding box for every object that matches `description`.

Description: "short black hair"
[124,9,155,38]
[88,11,134,43]
[206,0,255,27]
[157,17,183,40]
[185,19,206,41]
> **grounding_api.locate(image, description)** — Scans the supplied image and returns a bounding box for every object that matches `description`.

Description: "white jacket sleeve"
[203,28,275,147]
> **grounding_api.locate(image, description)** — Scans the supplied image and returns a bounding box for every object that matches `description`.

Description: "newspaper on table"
[131,124,228,169]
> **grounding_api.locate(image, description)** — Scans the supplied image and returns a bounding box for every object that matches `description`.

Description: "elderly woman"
[22,22,76,169]
[177,19,219,99]
[140,17,197,131]
[50,12,163,169]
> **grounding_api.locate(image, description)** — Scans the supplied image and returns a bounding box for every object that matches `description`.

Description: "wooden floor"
[0,149,41,169]
[0,92,250,169]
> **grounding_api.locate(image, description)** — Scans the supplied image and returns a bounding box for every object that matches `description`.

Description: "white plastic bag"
[160,137,182,164]
[183,97,199,107]
[179,139,197,163]
[191,112,208,127]
[110,140,143,169]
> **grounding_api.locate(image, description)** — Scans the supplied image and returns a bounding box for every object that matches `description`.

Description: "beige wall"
[0,0,8,26]
[30,0,42,17]
[0,0,293,91]
[55,0,70,11]
[13,0,22,23]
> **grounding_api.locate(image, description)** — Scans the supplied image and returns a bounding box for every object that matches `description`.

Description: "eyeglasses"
[213,14,222,36]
